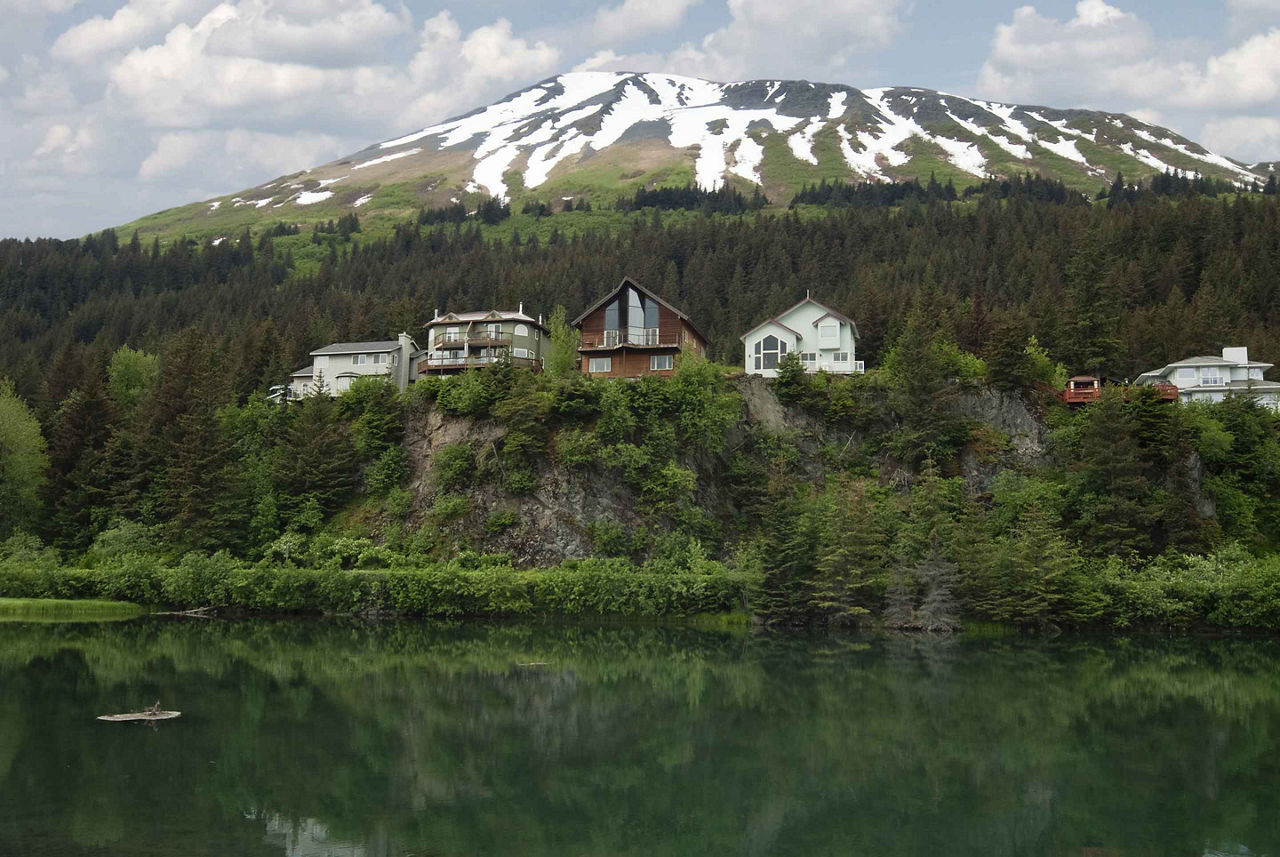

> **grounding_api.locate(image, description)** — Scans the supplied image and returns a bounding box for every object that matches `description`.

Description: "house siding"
[742,298,862,378]
[574,278,706,378]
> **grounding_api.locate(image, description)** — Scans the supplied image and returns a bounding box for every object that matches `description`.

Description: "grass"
[0,598,145,623]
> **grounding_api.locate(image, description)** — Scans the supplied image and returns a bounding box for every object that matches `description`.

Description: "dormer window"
[819,322,839,340]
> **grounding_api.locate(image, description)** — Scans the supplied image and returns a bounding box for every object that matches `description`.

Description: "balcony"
[579,328,680,351]
[434,330,513,348]
[417,353,540,374]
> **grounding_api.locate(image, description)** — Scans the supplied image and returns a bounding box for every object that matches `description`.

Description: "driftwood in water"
[98,701,181,722]
[151,607,214,618]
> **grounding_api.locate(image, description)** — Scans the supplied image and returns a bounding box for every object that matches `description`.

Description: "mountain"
[121,71,1269,238]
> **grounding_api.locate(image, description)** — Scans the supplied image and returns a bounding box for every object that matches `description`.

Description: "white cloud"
[590,0,701,45]
[203,0,412,67]
[400,12,560,129]
[978,1,1280,109]
[138,128,345,179]
[977,1,1280,162]
[588,0,904,82]
[0,65,9,85]
[34,123,92,155]
[1,0,79,13]
[51,0,214,63]
[1227,0,1280,38]
[1202,116,1280,162]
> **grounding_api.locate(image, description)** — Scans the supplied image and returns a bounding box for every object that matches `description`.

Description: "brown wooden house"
[573,277,708,377]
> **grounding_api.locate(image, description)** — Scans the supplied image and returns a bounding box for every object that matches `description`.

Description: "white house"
[1134,346,1280,408]
[286,333,418,399]
[740,295,864,378]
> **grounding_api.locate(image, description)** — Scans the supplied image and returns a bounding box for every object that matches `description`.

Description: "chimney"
[1223,346,1250,365]
[519,301,524,314]
[432,308,439,321]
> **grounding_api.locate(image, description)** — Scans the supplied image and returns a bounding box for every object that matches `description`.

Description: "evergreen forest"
[6,184,1280,630]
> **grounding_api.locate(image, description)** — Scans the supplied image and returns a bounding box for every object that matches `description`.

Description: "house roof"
[739,296,860,341]
[310,340,402,356]
[1142,355,1274,376]
[747,319,804,339]
[572,276,707,342]
[428,309,547,332]
[290,366,314,377]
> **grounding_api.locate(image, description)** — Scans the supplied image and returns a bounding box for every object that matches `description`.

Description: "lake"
[1,619,1278,856]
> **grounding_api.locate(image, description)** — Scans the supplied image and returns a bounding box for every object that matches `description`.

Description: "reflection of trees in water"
[1,622,1279,856]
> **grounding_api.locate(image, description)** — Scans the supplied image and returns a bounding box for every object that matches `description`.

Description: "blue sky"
[1,0,1279,237]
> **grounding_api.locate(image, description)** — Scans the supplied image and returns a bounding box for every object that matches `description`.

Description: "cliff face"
[401,376,1060,564]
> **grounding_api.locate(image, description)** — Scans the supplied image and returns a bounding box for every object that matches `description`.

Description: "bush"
[0,556,757,617]
[365,446,409,496]
[432,443,475,491]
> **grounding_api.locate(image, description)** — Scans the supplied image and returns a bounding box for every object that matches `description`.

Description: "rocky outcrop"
[401,378,1057,563]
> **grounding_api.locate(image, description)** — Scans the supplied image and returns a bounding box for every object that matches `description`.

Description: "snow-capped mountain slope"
[123,72,1268,238]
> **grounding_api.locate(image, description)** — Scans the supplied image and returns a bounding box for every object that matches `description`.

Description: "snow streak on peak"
[335,72,1263,202]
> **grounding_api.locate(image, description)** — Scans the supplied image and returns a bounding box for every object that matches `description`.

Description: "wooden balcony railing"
[434,331,513,348]
[579,329,681,350]
[1060,383,1178,404]
[417,354,540,374]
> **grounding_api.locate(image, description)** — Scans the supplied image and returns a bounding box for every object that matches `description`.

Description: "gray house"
[286,333,418,399]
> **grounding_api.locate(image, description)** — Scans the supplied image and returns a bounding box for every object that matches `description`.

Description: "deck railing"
[434,331,513,348]
[580,329,680,350]
[417,354,539,373]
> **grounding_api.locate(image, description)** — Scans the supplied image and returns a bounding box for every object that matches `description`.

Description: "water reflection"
[1,620,1279,856]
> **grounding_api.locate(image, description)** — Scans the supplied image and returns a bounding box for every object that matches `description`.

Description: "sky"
[2,0,1280,238]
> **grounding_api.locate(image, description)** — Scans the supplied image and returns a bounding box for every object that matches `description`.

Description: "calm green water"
[1,620,1279,857]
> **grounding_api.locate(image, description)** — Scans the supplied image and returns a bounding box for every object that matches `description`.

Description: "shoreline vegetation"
[6,184,1280,632]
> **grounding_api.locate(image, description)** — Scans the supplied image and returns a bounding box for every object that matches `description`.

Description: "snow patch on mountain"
[344,71,1262,200]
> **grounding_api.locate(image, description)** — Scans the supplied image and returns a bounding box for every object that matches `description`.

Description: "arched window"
[760,335,786,370]
[514,324,529,337]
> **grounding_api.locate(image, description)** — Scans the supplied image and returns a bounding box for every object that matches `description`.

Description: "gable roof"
[311,340,401,356]
[572,276,707,342]
[428,308,547,332]
[739,296,860,341]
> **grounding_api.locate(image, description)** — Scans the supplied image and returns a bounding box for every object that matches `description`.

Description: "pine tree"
[808,478,882,627]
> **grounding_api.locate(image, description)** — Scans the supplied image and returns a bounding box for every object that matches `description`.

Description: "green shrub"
[429,494,471,525]
[555,428,600,466]
[432,443,475,491]
[365,446,409,496]
[485,509,521,534]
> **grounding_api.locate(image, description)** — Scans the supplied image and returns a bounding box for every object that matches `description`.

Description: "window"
[604,298,619,332]
[1250,368,1263,380]
[445,326,460,343]
[1202,374,1225,387]
[650,355,673,371]
[1177,368,1196,380]
[588,357,612,373]
[800,352,816,364]
[762,336,778,370]
[819,322,839,339]
[352,354,369,365]
[834,352,849,363]
[603,329,620,347]
[513,347,530,358]
[514,324,529,337]
[391,353,399,366]
[486,323,502,338]
[373,353,388,365]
